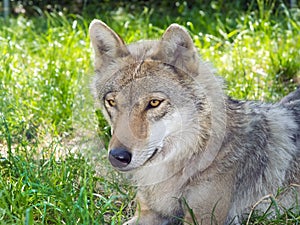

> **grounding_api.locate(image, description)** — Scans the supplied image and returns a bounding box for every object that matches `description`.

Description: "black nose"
[109,148,132,168]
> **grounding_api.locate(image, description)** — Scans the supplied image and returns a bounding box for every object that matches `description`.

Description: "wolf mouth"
[146,148,159,163]
[117,148,159,172]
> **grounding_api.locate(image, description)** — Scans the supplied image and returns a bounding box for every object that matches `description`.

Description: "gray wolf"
[88,19,300,224]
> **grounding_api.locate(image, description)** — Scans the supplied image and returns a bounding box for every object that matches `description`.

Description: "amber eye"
[148,99,162,108]
[107,99,116,107]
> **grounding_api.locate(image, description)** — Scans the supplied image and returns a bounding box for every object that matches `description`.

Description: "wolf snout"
[109,148,132,168]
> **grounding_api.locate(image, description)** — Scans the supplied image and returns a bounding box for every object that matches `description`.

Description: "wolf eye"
[148,99,162,108]
[107,99,116,107]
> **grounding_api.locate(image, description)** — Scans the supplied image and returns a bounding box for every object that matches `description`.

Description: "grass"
[0,0,300,224]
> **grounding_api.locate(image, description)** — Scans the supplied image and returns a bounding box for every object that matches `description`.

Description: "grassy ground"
[0,0,300,224]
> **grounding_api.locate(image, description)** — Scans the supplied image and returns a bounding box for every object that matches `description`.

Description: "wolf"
[88,19,300,224]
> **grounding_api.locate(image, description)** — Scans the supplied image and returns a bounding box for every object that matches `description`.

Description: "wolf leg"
[123,198,183,225]
[123,211,171,225]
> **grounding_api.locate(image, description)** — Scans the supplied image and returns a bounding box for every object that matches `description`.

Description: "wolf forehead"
[93,56,196,100]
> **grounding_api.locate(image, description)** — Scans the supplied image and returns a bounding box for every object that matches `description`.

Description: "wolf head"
[89,20,226,179]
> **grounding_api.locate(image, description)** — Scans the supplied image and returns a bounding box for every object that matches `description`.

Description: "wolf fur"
[89,19,300,224]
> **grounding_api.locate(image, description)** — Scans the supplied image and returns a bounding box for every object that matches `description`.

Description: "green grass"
[0,0,300,224]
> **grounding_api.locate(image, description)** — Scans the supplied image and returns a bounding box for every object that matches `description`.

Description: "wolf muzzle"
[109,148,132,168]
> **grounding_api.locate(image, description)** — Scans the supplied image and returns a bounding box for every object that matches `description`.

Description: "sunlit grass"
[1,13,91,139]
[0,1,299,224]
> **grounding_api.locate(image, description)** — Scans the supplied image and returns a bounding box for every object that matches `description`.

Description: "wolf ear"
[152,24,199,73]
[89,19,129,68]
